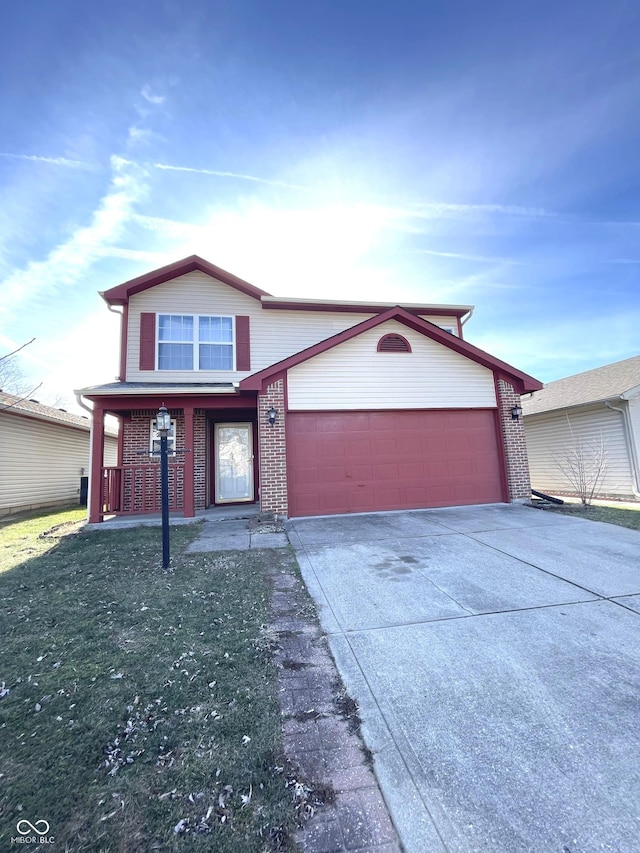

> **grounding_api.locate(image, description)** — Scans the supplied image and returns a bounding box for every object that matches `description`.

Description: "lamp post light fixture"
[268,406,278,427]
[156,403,171,568]
[511,403,523,421]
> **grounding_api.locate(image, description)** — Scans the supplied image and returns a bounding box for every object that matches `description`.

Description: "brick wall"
[497,380,531,501]
[121,410,185,513]
[257,379,288,516]
[193,410,207,510]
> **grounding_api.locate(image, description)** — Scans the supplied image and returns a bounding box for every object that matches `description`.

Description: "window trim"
[156,313,236,371]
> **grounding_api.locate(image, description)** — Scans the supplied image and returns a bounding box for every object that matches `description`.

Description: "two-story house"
[78,255,542,523]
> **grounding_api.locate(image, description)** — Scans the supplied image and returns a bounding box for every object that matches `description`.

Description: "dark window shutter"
[377,333,411,353]
[139,313,156,370]
[236,316,251,370]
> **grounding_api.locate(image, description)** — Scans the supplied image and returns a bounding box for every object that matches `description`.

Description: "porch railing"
[102,467,122,513]
[102,465,184,515]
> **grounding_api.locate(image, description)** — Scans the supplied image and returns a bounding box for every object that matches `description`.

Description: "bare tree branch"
[0,383,44,412]
[553,416,608,506]
[0,337,35,362]
[0,339,38,398]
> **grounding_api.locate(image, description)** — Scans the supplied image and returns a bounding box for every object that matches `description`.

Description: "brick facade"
[193,411,207,510]
[119,410,185,513]
[496,379,531,501]
[118,409,209,513]
[257,378,288,516]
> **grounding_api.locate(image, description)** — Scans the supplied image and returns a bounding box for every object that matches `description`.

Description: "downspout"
[460,307,474,326]
[605,400,640,496]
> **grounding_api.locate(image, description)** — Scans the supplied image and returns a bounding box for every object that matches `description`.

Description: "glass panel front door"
[214,423,254,503]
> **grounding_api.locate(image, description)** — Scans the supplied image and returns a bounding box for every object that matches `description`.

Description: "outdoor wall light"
[156,403,172,434]
[511,403,523,421]
[268,406,278,426]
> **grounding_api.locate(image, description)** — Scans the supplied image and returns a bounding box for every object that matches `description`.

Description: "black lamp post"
[156,403,172,568]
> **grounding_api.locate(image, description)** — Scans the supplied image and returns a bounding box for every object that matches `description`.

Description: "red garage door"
[287,410,505,518]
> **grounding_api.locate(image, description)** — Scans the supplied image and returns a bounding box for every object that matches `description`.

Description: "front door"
[214,423,254,503]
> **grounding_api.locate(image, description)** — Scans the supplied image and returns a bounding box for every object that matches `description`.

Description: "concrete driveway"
[287,504,640,853]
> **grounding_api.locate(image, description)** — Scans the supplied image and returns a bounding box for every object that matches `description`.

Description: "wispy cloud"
[127,127,159,145]
[94,247,167,262]
[131,213,206,238]
[151,161,309,190]
[407,202,555,219]
[0,152,92,169]
[414,248,526,265]
[0,156,147,318]
[149,160,554,224]
[141,85,166,106]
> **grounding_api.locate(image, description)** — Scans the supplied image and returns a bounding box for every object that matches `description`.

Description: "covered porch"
[81,384,259,523]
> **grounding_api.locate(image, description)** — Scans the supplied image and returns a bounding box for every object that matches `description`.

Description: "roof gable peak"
[101,255,271,305]
[240,307,542,394]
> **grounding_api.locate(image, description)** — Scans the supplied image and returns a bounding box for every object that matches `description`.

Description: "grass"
[536,502,640,532]
[0,506,87,574]
[0,509,299,851]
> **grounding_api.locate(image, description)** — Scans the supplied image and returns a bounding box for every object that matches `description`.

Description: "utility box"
[79,476,89,507]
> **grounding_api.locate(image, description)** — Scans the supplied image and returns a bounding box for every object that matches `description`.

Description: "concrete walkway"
[187,516,289,551]
[288,504,640,853]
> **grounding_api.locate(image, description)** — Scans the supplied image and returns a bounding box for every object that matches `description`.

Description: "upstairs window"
[158,314,234,370]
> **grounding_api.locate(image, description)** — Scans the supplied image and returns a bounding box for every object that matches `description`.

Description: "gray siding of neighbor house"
[524,404,635,498]
[0,414,117,517]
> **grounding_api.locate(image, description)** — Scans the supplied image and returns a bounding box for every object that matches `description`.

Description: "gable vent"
[377,333,412,353]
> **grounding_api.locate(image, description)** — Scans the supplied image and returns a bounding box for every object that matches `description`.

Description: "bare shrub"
[554,416,608,505]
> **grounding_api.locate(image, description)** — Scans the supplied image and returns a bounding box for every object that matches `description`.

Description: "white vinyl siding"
[524,404,635,497]
[627,394,640,474]
[126,272,462,382]
[287,320,496,410]
[0,414,117,516]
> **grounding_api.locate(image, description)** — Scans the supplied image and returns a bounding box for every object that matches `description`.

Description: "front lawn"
[537,503,640,531]
[0,510,298,851]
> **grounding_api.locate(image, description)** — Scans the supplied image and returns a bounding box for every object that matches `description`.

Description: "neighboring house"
[77,255,542,522]
[522,355,640,500]
[0,392,118,517]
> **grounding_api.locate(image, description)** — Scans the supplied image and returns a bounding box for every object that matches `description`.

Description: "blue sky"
[1,0,639,409]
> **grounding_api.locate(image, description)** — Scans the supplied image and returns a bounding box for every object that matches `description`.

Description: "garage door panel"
[398,461,423,479]
[398,437,423,454]
[349,464,374,480]
[316,437,347,458]
[291,438,320,461]
[372,438,399,455]
[345,437,372,456]
[341,414,372,432]
[292,468,319,486]
[287,410,504,517]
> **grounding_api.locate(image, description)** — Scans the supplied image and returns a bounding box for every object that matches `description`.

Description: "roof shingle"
[0,391,118,435]
[522,355,640,416]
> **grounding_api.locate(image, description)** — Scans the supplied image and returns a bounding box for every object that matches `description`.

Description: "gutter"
[79,383,240,397]
[605,400,640,496]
